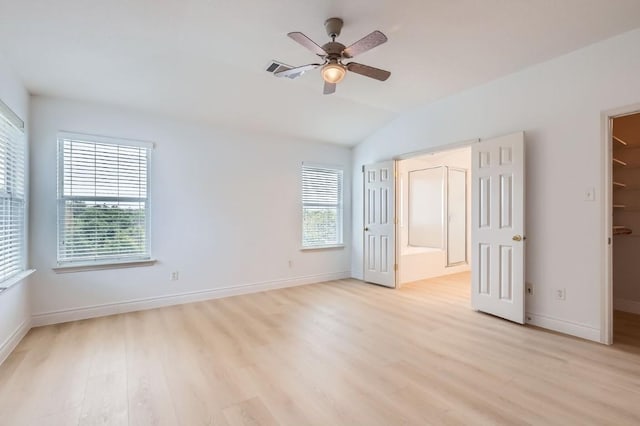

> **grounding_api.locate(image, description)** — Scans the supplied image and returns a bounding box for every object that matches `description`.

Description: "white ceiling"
[1,1,640,146]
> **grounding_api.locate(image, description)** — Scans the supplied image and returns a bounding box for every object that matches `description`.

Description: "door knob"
[364,227,369,231]
[512,234,526,241]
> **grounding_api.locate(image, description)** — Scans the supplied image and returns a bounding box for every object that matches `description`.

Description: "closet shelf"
[612,206,640,212]
[612,186,640,191]
[613,226,633,235]
[613,165,640,170]
[614,149,640,155]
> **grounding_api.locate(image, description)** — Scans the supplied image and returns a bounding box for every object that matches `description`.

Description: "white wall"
[398,148,471,284]
[0,54,31,363]
[29,96,352,324]
[352,29,640,342]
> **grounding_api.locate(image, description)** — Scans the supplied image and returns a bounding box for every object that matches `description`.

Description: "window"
[301,164,343,248]
[0,100,26,283]
[57,133,152,266]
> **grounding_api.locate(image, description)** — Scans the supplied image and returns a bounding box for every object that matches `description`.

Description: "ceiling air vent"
[265,61,305,79]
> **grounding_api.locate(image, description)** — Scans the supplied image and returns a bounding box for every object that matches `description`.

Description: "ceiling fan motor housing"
[321,41,347,60]
[324,17,343,39]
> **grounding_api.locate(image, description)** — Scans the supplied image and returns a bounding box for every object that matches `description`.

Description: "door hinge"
[608,237,612,245]
[394,217,398,225]
[394,263,398,271]
[362,165,365,173]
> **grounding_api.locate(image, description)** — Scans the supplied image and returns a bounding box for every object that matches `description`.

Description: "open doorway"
[396,147,471,286]
[610,111,640,346]
[364,132,526,323]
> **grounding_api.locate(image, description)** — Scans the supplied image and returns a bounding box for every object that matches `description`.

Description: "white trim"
[32,271,350,327]
[525,312,600,342]
[0,97,24,130]
[393,138,479,161]
[300,244,345,251]
[0,269,35,293]
[0,318,31,367]
[301,161,347,170]
[58,131,154,149]
[614,298,640,315]
[602,111,613,345]
[53,259,156,273]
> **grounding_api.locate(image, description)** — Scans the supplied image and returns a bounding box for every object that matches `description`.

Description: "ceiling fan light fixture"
[322,62,346,84]
[274,18,390,94]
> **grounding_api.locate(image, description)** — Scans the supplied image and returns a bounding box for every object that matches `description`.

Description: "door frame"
[602,103,640,345]
[392,138,479,288]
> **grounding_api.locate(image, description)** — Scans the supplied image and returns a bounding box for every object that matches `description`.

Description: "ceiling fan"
[271,18,391,94]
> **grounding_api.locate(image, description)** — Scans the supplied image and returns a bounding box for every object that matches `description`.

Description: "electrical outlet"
[526,282,534,296]
[555,288,566,300]
[170,271,179,281]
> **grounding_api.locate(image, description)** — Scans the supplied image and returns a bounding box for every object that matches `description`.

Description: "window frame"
[56,131,154,269]
[0,98,27,286]
[301,162,344,250]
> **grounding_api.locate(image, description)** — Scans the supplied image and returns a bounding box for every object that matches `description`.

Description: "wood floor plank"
[124,309,178,426]
[223,397,278,426]
[2,272,640,425]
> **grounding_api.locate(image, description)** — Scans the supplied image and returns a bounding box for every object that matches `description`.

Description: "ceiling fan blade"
[343,30,388,58]
[346,62,391,81]
[323,81,336,95]
[287,32,327,56]
[274,63,321,78]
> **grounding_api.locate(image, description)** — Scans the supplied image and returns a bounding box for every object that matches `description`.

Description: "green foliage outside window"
[62,201,146,259]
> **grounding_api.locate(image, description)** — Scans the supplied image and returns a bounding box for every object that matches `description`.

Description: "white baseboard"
[0,319,31,366]
[32,271,350,327]
[614,298,640,315]
[525,312,601,343]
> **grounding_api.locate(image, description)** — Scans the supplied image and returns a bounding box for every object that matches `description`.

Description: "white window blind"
[302,164,343,248]
[57,133,152,265]
[0,102,25,283]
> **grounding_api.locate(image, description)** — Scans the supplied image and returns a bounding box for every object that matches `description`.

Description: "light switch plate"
[585,187,595,201]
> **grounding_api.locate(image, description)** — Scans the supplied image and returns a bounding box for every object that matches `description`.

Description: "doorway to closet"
[610,111,640,345]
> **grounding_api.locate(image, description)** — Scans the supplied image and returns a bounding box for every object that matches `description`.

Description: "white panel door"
[363,161,396,288]
[471,132,525,323]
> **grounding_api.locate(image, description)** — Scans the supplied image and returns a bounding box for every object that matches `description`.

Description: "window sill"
[0,269,36,295]
[53,259,157,274]
[300,244,345,251]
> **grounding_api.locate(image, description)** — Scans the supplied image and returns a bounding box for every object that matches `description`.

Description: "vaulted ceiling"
[1,0,640,145]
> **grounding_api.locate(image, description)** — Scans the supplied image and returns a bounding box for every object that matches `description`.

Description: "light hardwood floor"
[1,272,640,425]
